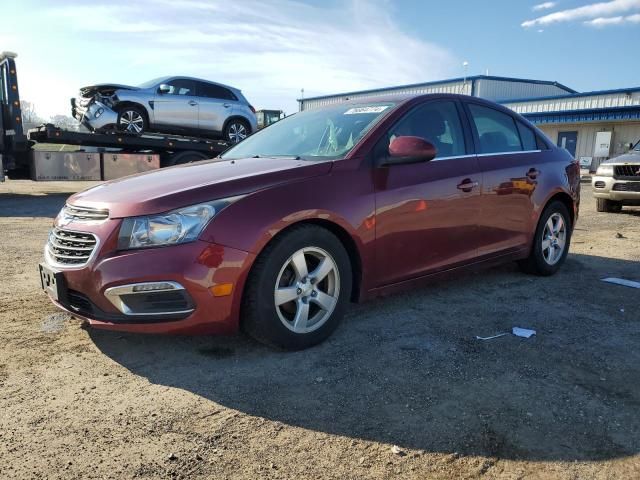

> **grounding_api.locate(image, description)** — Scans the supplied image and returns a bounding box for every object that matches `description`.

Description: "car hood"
[601,151,640,165]
[68,157,333,218]
[79,83,139,97]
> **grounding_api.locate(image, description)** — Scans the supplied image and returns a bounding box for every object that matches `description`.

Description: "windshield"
[221,102,396,160]
[137,77,170,88]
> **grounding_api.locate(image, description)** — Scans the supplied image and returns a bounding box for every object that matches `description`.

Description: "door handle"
[526,168,540,179]
[188,100,198,106]
[457,179,479,192]
[223,103,231,108]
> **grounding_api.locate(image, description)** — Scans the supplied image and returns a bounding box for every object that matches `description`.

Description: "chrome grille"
[47,228,97,266]
[615,165,640,178]
[63,204,109,221]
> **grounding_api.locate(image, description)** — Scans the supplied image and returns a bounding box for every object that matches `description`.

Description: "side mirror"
[381,136,437,166]
[158,84,171,94]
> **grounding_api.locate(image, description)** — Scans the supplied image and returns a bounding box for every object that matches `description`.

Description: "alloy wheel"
[274,247,340,334]
[119,110,145,134]
[227,122,247,143]
[541,212,567,265]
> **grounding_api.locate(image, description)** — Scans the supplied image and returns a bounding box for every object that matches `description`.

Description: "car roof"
[160,76,241,93]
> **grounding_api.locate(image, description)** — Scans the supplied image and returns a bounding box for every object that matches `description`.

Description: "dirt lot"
[1,179,639,479]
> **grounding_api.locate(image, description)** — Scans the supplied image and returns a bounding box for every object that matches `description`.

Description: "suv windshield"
[138,77,170,88]
[221,103,396,160]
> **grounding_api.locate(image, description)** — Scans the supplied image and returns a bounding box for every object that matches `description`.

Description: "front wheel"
[117,106,147,134]
[518,201,572,276]
[224,119,249,144]
[242,225,352,350]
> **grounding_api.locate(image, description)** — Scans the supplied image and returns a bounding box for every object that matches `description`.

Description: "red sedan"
[40,94,580,349]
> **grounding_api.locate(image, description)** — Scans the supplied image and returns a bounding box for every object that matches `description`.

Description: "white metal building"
[298,76,640,165]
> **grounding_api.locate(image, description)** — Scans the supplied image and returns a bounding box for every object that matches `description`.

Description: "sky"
[1,0,639,119]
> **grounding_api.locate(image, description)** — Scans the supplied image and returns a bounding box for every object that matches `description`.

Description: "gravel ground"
[1,179,639,479]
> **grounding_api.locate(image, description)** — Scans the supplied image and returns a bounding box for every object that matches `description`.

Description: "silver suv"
[592,142,640,212]
[71,76,258,143]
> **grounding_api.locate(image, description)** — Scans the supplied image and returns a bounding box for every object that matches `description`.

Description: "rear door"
[152,78,199,130]
[373,100,482,286]
[196,82,238,134]
[464,102,544,257]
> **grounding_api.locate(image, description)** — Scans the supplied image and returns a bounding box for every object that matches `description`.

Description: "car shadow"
[89,253,640,461]
[0,192,72,218]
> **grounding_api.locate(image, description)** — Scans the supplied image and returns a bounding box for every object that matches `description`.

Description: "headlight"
[117,197,243,250]
[596,164,613,176]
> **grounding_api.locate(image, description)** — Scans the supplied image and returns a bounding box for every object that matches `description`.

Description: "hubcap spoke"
[310,291,337,312]
[275,286,299,306]
[541,238,551,250]
[290,251,308,280]
[292,300,310,332]
[310,257,333,283]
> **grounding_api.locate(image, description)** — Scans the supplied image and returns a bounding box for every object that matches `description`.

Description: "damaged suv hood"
[79,83,139,97]
[68,157,333,218]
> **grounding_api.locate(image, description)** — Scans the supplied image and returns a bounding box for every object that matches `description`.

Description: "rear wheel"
[224,119,249,144]
[596,198,623,213]
[518,201,572,276]
[242,225,352,350]
[117,106,147,134]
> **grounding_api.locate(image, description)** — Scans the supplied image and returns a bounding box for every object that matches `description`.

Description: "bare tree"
[49,114,80,131]
[20,100,45,124]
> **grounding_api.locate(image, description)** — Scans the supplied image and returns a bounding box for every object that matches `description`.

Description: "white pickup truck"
[592,142,640,212]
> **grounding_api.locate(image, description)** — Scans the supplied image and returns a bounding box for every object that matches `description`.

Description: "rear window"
[468,104,523,154]
[516,121,537,151]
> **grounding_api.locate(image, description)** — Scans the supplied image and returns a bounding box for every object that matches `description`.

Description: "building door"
[557,131,578,158]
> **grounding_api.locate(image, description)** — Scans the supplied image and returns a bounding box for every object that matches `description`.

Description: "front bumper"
[592,174,640,203]
[71,98,118,131]
[44,240,255,335]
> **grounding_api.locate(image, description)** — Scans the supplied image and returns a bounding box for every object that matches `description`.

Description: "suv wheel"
[518,201,572,276]
[242,225,352,350]
[224,119,249,144]
[117,106,147,134]
[596,198,623,213]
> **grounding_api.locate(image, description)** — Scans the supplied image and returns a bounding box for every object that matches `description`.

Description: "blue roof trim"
[521,105,640,124]
[298,74,575,102]
[499,86,640,104]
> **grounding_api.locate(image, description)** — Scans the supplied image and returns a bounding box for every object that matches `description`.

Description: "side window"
[388,101,466,158]
[198,82,237,101]
[166,79,195,96]
[468,104,523,154]
[516,121,537,151]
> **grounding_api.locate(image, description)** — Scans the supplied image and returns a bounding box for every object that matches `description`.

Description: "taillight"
[249,105,256,113]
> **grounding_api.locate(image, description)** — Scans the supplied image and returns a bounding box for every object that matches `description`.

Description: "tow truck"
[1,52,230,182]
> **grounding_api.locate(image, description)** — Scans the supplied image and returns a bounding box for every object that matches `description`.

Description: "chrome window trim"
[104,281,195,316]
[432,149,542,161]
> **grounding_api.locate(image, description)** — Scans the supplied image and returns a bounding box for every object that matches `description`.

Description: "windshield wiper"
[252,154,301,160]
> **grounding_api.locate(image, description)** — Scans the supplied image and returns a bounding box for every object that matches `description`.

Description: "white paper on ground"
[601,277,640,289]
[512,327,536,338]
[476,332,509,340]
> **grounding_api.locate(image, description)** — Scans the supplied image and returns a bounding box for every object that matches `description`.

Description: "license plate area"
[39,263,65,302]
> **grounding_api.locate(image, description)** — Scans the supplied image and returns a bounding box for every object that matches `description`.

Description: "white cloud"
[532,2,557,11]
[585,11,640,24]
[38,0,458,115]
[522,0,640,27]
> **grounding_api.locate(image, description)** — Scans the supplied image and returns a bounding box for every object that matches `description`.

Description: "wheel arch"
[222,115,253,135]
[541,190,576,227]
[242,218,364,304]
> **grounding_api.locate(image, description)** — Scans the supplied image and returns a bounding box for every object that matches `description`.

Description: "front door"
[373,100,482,286]
[153,78,199,131]
[465,102,541,256]
[557,131,578,158]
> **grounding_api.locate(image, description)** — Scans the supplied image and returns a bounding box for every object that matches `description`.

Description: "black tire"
[518,201,572,276]
[242,225,352,350]
[224,118,250,144]
[596,198,623,213]
[116,105,147,134]
[161,151,209,167]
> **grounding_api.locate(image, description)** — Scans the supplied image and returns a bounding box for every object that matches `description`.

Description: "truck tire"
[596,198,622,213]
[161,151,210,167]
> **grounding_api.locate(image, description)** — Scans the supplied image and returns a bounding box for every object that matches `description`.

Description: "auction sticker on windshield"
[344,106,390,115]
